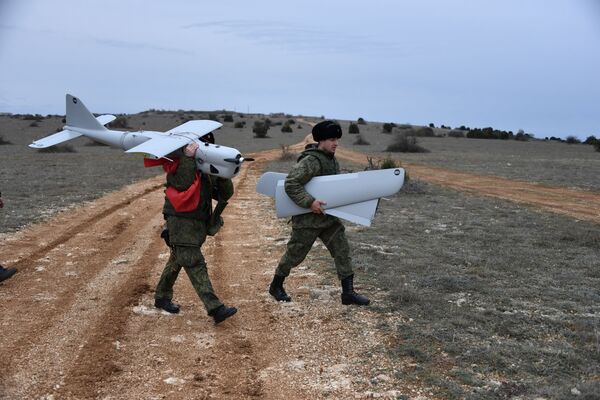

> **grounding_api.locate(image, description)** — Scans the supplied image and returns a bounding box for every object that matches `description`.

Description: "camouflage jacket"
[285,146,341,229]
[163,156,234,246]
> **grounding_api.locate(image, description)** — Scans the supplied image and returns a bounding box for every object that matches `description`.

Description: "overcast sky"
[1,0,599,139]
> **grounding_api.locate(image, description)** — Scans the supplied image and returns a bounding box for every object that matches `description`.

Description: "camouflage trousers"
[154,218,222,314]
[276,219,353,280]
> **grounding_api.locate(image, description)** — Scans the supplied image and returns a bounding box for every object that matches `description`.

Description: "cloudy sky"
[1,0,599,139]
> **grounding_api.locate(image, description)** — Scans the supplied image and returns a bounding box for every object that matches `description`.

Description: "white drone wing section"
[256,168,404,226]
[126,120,223,158]
[124,132,190,158]
[166,120,222,136]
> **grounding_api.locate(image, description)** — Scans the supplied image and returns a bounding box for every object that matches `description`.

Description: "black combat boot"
[210,305,237,324]
[154,298,181,314]
[341,275,370,306]
[0,265,17,283]
[269,275,291,302]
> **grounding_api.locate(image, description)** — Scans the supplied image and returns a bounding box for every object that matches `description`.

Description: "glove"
[160,227,171,247]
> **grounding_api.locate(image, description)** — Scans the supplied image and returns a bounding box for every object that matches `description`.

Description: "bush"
[287,119,295,125]
[223,114,233,122]
[380,155,399,169]
[382,123,396,133]
[413,127,435,137]
[37,144,76,153]
[29,121,39,127]
[357,117,367,125]
[386,133,429,153]
[234,121,246,129]
[253,120,270,138]
[108,115,130,129]
[208,113,219,121]
[353,134,370,145]
[279,145,296,161]
[515,129,531,141]
[565,135,581,144]
[466,127,513,140]
[0,136,12,145]
[447,130,465,138]
[365,155,400,170]
[281,122,293,133]
[594,142,600,152]
[583,135,598,145]
[347,123,359,134]
[429,123,435,128]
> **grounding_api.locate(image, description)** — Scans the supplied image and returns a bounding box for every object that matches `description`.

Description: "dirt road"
[1,139,599,399]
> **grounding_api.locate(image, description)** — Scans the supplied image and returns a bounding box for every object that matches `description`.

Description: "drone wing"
[125,120,222,158]
[124,132,190,158]
[166,120,222,137]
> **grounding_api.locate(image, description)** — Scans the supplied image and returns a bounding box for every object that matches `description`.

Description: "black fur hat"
[312,120,342,142]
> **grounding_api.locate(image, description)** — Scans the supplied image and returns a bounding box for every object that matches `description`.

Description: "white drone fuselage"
[29,94,246,179]
[256,168,405,226]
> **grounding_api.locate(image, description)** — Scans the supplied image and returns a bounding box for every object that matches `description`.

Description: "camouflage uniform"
[154,155,234,315]
[275,146,354,280]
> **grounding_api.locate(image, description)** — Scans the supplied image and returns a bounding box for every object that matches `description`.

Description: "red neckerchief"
[144,158,201,212]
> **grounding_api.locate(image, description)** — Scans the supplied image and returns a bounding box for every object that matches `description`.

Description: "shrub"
[22,114,42,121]
[37,144,76,153]
[234,121,246,129]
[287,119,295,125]
[594,142,600,152]
[253,120,270,138]
[348,123,360,134]
[223,114,234,122]
[565,135,581,144]
[515,129,531,141]
[382,123,396,133]
[365,155,400,170]
[447,130,465,138]
[0,136,12,145]
[279,144,296,161]
[297,125,302,129]
[353,134,370,145]
[466,127,513,140]
[429,123,435,128]
[380,155,399,169]
[357,117,367,125]
[29,121,39,127]
[413,127,435,137]
[108,115,130,129]
[583,135,598,145]
[281,122,293,133]
[208,113,219,121]
[386,133,429,153]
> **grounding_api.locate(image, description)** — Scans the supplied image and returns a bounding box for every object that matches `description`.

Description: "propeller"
[224,154,255,164]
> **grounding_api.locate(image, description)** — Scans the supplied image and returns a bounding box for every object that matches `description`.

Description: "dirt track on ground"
[1,137,599,399]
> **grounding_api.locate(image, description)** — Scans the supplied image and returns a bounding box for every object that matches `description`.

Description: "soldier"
[0,192,18,283]
[151,140,237,324]
[269,120,370,306]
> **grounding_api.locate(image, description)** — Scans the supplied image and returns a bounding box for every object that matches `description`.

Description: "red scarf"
[144,158,201,212]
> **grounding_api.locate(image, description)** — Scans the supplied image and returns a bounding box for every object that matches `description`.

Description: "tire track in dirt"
[0,177,166,399]
[2,178,164,270]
